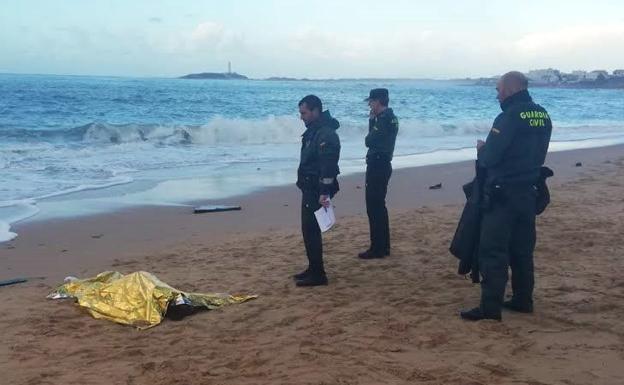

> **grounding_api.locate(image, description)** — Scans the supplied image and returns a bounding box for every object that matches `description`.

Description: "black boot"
[503,300,533,313]
[358,249,385,259]
[293,268,310,280]
[296,273,328,287]
[460,307,501,321]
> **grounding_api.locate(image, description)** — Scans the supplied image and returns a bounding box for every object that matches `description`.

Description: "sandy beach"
[1,144,623,385]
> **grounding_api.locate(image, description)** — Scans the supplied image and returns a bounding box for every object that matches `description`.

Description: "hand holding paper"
[314,199,336,232]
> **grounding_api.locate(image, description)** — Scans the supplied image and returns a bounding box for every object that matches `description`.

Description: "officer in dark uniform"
[294,95,341,287]
[359,88,399,259]
[461,71,552,321]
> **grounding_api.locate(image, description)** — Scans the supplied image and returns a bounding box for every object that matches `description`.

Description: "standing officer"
[461,72,552,321]
[294,95,341,287]
[359,88,399,259]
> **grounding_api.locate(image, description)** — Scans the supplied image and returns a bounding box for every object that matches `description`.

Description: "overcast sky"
[1,0,624,78]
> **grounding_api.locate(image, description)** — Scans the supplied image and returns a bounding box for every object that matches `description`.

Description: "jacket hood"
[322,110,340,130]
[305,110,340,131]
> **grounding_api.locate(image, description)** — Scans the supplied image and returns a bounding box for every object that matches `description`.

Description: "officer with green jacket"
[294,95,341,287]
[359,88,399,259]
[461,71,552,321]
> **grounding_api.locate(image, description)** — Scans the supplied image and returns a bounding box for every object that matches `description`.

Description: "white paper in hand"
[314,200,336,232]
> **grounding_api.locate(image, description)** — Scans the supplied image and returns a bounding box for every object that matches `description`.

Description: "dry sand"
[1,145,623,385]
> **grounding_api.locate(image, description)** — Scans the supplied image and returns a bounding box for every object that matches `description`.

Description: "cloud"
[8,16,622,78]
[191,22,225,48]
[287,28,372,60]
[276,26,505,78]
[514,23,624,55]
[510,23,624,70]
[149,21,247,55]
[272,22,624,78]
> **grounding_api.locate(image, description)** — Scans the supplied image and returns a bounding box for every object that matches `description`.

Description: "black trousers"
[365,160,392,254]
[301,188,325,275]
[478,189,537,316]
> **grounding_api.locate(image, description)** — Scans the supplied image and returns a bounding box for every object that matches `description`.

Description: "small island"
[179,72,248,80]
[180,62,248,80]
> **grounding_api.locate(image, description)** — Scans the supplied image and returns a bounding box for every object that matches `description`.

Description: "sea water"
[1,73,623,241]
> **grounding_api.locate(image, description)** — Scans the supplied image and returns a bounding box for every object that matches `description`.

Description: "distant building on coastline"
[473,67,624,89]
[571,70,588,81]
[527,68,561,84]
[586,70,609,81]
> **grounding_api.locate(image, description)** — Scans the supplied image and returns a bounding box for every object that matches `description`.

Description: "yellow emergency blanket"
[47,271,256,329]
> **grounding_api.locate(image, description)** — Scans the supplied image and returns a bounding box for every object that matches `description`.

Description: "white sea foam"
[21,116,498,146]
[0,178,133,242]
[42,117,624,147]
[0,200,40,243]
[34,176,134,200]
[0,222,17,243]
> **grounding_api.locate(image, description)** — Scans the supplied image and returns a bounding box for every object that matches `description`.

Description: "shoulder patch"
[491,127,501,134]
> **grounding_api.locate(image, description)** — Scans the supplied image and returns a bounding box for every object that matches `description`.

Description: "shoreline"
[3,135,623,237]
[3,143,623,282]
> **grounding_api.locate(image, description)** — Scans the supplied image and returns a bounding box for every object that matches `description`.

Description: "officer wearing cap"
[294,94,341,287]
[460,71,552,321]
[358,88,399,259]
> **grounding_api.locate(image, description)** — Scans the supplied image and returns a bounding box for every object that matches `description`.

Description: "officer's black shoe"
[358,249,385,259]
[502,300,533,313]
[292,268,310,280]
[460,307,501,321]
[295,274,328,287]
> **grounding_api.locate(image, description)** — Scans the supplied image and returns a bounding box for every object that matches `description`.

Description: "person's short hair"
[503,71,529,90]
[366,88,389,107]
[298,95,322,112]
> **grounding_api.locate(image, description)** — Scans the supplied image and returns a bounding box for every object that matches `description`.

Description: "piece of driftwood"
[0,278,28,287]
[429,183,442,190]
[193,205,242,214]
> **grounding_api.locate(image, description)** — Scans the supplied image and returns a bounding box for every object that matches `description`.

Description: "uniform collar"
[500,90,532,111]
[375,107,393,118]
[303,114,323,136]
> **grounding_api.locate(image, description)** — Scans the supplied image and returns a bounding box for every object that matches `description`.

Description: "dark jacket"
[450,162,485,283]
[297,110,341,195]
[478,90,552,187]
[366,108,398,163]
